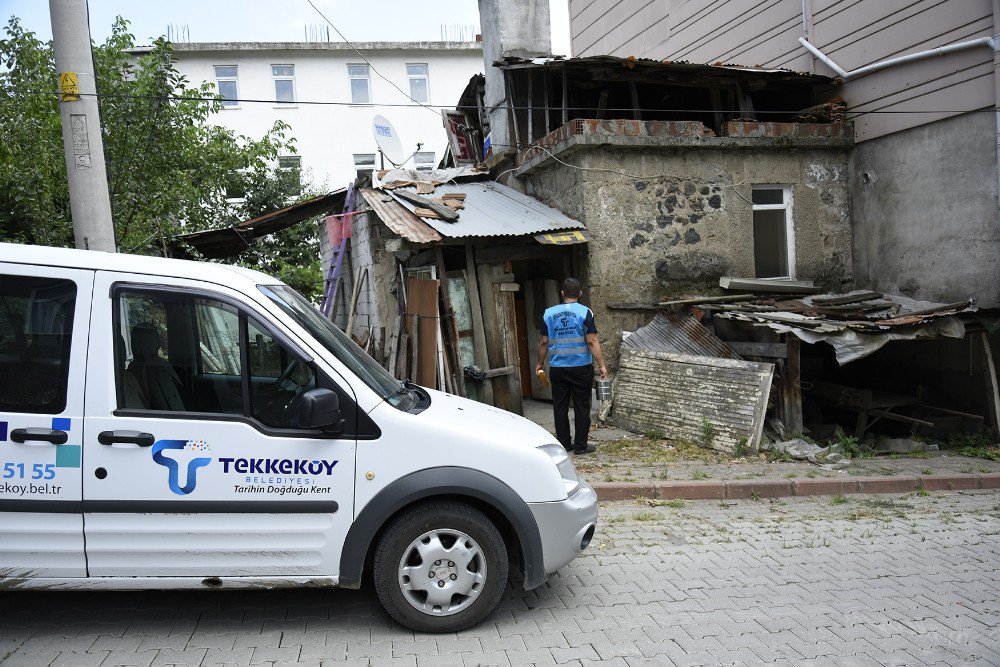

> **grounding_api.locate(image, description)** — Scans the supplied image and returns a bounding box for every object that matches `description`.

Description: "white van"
[0,244,597,632]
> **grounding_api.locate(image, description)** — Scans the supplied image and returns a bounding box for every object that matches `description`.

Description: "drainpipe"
[993,0,1000,228]
[799,29,1000,225]
[799,35,994,80]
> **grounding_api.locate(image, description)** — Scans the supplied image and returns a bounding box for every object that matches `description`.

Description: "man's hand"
[535,362,544,373]
[599,364,608,380]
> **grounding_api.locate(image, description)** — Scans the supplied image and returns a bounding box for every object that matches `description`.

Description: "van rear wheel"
[372,501,508,632]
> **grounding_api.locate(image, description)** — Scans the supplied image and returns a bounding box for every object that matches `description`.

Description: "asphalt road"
[3,491,999,666]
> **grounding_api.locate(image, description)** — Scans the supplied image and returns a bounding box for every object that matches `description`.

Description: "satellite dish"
[372,115,405,166]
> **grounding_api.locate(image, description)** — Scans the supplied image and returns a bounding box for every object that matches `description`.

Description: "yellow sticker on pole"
[59,72,80,101]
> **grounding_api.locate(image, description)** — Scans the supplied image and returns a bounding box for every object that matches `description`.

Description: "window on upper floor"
[353,153,376,180]
[348,64,371,104]
[414,151,436,173]
[751,186,795,279]
[214,65,239,108]
[278,156,302,196]
[407,63,429,103]
[272,64,295,104]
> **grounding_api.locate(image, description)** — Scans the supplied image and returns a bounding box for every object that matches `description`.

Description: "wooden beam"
[628,80,640,120]
[983,332,1000,433]
[490,272,516,284]
[463,241,493,405]
[728,341,788,359]
[780,336,803,435]
[480,365,516,379]
[476,242,567,265]
[812,291,883,306]
[561,62,568,126]
[505,69,521,150]
[543,69,551,135]
[596,88,609,119]
[527,71,534,144]
[392,190,459,222]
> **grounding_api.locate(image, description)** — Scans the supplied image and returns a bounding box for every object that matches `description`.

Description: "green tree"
[0,17,324,297]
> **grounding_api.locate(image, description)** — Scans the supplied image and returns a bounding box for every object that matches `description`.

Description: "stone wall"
[524,143,852,366]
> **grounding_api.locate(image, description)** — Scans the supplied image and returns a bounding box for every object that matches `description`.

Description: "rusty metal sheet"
[360,188,442,244]
[622,312,741,359]
[610,347,773,453]
[171,189,347,259]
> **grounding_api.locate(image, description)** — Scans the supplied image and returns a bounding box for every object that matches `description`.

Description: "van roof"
[0,243,280,287]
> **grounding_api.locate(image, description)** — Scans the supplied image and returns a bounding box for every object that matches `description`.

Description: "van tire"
[372,501,508,632]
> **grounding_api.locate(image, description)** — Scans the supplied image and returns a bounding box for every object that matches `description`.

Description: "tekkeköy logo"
[152,439,211,496]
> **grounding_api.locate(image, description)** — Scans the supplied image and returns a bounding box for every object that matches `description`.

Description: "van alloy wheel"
[373,501,508,632]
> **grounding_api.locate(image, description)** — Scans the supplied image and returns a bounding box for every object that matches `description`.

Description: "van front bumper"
[527,481,598,576]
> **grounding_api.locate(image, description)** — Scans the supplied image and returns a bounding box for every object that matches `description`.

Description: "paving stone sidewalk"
[521,397,1000,500]
[3,491,999,666]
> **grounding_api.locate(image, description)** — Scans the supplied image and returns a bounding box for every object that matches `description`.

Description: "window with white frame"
[407,63,429,103]
[348,64,371,104]
[272,64,295,104]
[278,156,301,196]
[214,65,239,107]
[414,151,436,172]
[353,153,376,180]
[751,186,794,279]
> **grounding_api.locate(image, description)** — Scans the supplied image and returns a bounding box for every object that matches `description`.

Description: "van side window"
[114,287,358,435]
[246,318,319,428]
[0,275,76,414]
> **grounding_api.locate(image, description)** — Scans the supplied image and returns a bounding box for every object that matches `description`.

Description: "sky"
[2,0,572,55]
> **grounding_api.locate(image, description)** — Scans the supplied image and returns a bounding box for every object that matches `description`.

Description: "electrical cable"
[9,88,995,116]
[495,143,756,204]
[302,0,443,121]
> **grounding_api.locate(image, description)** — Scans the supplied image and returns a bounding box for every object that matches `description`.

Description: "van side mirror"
[299,388,344,435]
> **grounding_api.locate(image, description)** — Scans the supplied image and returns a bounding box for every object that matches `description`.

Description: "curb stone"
[590,473,1000,502]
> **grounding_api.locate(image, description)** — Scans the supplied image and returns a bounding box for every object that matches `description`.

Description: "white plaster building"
[164,41,484,192]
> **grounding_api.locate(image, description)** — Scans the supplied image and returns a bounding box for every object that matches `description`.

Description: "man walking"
[536,278,608,455]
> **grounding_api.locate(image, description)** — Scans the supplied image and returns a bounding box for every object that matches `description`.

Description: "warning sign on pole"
[59,72,80,101]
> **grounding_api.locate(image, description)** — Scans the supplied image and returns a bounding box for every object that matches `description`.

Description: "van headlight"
[537,443,580,496]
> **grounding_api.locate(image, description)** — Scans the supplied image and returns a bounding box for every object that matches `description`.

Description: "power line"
[302,0,442,121]
[10,88,995,116]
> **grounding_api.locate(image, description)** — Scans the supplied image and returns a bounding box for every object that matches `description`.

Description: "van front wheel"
[372,502,508,632]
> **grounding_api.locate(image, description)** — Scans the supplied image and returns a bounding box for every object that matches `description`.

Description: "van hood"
[415,388,557,449]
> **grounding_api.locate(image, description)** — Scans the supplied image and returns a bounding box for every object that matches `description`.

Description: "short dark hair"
[561,277,582,298]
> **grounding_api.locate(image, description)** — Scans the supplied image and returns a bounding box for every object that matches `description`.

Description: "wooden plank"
[477,261,523,414]
[393,190,459,221]
[463,242,494,405]
[345,267,366,339]
[481,365,516,379]
[499,283,520,292]
[490,273,516,284]
[812,291,883,306]
[727,341,788,358]
[982,332,1000,434]
[405,277,440,388]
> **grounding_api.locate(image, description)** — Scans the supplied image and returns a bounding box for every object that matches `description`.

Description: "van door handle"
[10,428,68,445]
[98,431,155,447]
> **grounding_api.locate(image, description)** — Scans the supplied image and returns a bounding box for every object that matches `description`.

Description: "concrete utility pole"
[50,0,116,252]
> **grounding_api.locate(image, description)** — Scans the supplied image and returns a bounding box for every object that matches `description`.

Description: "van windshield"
[259,285,417,411]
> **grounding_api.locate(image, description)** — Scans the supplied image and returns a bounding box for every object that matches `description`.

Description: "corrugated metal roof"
[622,312,741,359]
[170,189,347,259]
[359,188,442,244]
[387,181,585,238]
